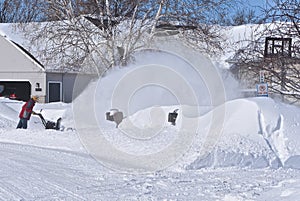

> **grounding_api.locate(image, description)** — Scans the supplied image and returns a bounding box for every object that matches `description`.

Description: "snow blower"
[34,112,62,130]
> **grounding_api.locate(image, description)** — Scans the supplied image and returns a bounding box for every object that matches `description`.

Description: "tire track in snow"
[0,152,82,200]
[0,142,106,200]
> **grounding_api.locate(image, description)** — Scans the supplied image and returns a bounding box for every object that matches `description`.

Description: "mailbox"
[106,109,124,128]
[168,109,179,126]
[106,112,114,121]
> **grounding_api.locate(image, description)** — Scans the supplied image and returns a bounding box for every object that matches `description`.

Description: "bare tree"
[0,0,46,23]
[19,0,158,74]
[230,8,257,25]
[17,0,235,74]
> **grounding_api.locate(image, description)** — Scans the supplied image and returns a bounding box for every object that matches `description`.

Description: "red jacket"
[19,99,35,120]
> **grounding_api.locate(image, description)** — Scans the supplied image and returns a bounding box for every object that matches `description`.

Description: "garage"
[0,81,31,101]
[0,34,95,103]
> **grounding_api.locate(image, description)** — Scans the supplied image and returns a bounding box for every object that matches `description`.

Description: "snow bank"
[112,97,300,170]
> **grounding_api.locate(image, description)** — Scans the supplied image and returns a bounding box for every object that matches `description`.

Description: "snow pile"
[183,97,298,170]
[112,97,300,170]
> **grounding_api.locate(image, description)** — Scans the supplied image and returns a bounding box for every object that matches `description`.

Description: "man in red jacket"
[17,96,38,129]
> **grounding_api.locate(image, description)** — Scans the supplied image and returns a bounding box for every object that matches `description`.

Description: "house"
[0,34,95,103]
[227,34,300,102]
[0,35,47,102]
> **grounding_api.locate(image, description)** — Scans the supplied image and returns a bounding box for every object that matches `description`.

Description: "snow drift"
[112,97,300,170]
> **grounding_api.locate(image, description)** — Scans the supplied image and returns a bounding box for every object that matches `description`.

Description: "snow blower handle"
[32,109,43,114]
[32,112,47,127]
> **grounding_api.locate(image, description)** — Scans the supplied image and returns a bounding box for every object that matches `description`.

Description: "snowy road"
[0,142,105,200]
[1,142,300,201]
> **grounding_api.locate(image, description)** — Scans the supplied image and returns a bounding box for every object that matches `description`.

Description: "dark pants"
[17,118,28,129]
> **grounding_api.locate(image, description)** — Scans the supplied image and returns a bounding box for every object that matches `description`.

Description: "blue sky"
[248,0,267,7]
[245,0,270,15]
[247,0,268,9]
